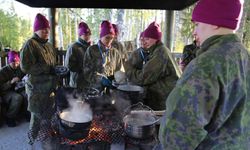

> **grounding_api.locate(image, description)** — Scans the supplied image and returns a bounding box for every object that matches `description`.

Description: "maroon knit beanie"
[100,20,115,38]
[140,32,144,38]
[33,13,50,32]
[8,51,20,63]
[192,0,243,30]
[112,24,119,36]
[78,22,91,36]
[143,22,162,40]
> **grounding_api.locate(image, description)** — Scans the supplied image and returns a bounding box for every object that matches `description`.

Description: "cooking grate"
[28,104,56,145]
[54,103,124,145]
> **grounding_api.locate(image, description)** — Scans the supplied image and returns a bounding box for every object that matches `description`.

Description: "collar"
[98,40,111,52]
[144,41,163,53]
[32,33,48,44]
[78,38,90,46]
[196,34,240,57]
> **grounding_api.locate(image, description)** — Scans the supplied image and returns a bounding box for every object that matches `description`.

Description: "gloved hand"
[101,76,112,87]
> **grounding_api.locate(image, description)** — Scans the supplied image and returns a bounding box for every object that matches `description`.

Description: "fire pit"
[29,87,159,150]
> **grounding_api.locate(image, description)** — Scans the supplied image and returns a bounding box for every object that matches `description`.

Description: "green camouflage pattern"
[0,65,24,118]
[0,65,25,92]
[112,39,128,61]
[20,33,57,114]
[65,38,90,88]
[83,41,122,88]
[124,42,178,110]
[159,34,250,149]
[180,41,198,71]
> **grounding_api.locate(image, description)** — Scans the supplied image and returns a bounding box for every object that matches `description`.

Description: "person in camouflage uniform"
[83,20,122,91]
[65,22,91,89]
[126,32,146,71]
[112,24,128,62]
[124,22,179,110]
[179,40,198,71]
[20,13,57,144]
[159,0,250,149]
[0,51,25,127]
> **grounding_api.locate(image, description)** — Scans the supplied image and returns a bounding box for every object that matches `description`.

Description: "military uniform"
[180,41,198,71]
[20,33,57,141]
[65,38,90,89]
[124,41,178,110]
[83,41,122,89]
[112,39,128,61]
[0,65,25,120]
[159,34,250,149]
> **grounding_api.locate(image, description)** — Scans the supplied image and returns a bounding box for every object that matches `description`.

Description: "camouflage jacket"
[112,39,128,60]
[65,38,90,88]
[159,34,250,150]
[180,41,198,71]
[124,41,178,110]
[83,40,122,88]
[20,33,57,94]
[0,65,25,93]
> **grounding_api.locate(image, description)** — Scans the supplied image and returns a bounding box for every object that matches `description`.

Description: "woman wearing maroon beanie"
[65,21,92,89]
[82,20,122,91]
[20,13,57,146]
[124,21,179,110]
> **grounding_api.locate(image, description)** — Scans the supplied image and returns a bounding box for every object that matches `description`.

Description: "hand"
[101,76,112,87]
[11,77,20,84]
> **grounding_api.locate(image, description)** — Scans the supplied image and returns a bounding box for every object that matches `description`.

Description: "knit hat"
[8,51,20,63]
[192,0,244,30]
[140,32,144,38]
[78,22,91,36]
[112,24,119,36]
[143,22,162,40]
[33,13,50,32]
[100,20,115,38]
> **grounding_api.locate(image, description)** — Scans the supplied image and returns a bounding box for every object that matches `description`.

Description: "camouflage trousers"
[27,92,55,144]
[1,90,23,118]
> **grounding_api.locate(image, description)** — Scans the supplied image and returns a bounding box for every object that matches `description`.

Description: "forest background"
[0,0,249,52]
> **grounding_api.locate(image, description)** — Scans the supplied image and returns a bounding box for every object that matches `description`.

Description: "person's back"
[159,0,250,149]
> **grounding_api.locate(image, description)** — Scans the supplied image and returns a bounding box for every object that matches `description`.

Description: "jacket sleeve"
[125,48,168,86]
[65,45,82,73]
[113,48,123,72]
[159,64,219,149]
[20,40,51,75]
[83,47,96,83]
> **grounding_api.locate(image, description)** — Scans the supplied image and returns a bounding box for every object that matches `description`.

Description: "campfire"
[60,119,116,145]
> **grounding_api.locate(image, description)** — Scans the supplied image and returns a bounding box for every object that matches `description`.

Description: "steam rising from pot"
[58,88,93,123]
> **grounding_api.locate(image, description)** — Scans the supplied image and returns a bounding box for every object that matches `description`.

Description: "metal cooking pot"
[58,112,92,140]
[123,103,159,139]
[116,84,144,104]
[123,111,158,139]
